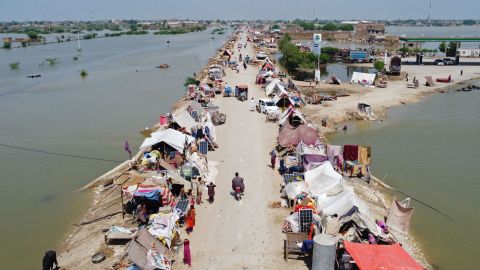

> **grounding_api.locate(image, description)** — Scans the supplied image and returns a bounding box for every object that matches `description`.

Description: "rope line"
[0,143,123,163]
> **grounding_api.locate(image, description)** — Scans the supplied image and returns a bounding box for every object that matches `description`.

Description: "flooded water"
[328,89,480,269]
[0,28,231,269]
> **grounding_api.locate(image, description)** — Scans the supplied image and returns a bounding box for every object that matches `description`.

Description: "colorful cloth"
[343,144,359,161]
[183,240,192,266]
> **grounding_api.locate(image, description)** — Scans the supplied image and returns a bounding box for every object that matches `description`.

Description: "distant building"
[167,21,183,29]
[458,49,480,58]
[355,22,385,39]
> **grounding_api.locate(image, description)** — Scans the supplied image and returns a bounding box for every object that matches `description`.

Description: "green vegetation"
[184,76,197,87]
[9,62,19,69]
[294,20,354,31]
[125,30,148,35]
[83,33,97,39]
[2,42,11,49]
[43,58,58,66]
[21,41,27,47]
[446,42,458,57]
[155,29,189,35]
[463,19,476,26]
[278,34,332,75]
[105,32,123,37]
[80,69,88,78]
[438,42,446,53]
[374,60,385,71]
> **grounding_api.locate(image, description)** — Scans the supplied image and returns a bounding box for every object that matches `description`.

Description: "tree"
[463,19,476,26]
[322,23,338,31]
[2,42,11,49]
[339,24,354,31]
[447,42,458,57]
[374,60,385,71]
[438,42,446,53]
[26,31,40,40]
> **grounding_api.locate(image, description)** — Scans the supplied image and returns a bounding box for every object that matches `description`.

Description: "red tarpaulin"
[344,241,424,270]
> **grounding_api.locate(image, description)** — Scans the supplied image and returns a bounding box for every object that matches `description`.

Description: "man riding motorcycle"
[231,172,245,193]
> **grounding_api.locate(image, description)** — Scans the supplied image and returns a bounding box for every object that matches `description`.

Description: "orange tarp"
[344,241,424,270]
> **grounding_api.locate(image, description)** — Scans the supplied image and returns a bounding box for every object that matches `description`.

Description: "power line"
[0,143,123,163]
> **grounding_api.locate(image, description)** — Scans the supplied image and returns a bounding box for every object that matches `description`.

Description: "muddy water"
[329,89,480,269]
[0,28,231,269]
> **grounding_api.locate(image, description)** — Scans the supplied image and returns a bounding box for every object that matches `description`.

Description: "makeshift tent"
[386,200,415,233]
[351,72,376,86]
[304,162,342,196]
[279,107,306,126]
[344,241,423,270]
[302,154,328,171]
[173,110,197,131]
[265,79,286,96]
[223,49,232,57]
[317,185,381,236]
[284,181,309,200]
[274,93,295,108]
[278,123,319,147]
[140,129,195,152]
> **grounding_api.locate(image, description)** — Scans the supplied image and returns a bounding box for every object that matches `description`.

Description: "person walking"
[207,182,217,203]
[183,239,192,267]
[269,149,277,169]
[185,205,196,234]
[196,177,206,205]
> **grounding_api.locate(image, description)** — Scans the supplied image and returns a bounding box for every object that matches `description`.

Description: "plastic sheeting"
[344,241,423,270]
[173,110,197,131]
[279,107,306,126]
[278,123,319,147]
[140,129,195,152]
[386,200,415,233]
[304,162,342,197]
[265,79,285,96]
[351,72,376,86]
[284,181,309,199]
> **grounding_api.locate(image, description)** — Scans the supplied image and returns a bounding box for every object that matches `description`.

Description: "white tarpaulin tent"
[284,181,309,200]
[351,72,376,86]
[305,162,342,196]
[265,79,285,96]
[278,107,306,126]
[140,128,194,152]
[173,110,197,131]
[317,184,382,235]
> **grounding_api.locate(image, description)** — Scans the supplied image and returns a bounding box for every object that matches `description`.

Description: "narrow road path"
[177,31,308,270]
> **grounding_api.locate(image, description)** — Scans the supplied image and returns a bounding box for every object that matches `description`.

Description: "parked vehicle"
[434,59,445,66]
[349,50,375,63]
[257,99,279,114]
[443,58,454,65]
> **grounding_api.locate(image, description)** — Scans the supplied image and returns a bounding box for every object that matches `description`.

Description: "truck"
[349,50,375,63]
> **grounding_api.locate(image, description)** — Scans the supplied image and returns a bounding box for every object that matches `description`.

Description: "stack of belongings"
[139,128,195,169]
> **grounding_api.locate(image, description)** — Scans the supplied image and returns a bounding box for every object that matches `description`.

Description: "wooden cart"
[284,232,309,261]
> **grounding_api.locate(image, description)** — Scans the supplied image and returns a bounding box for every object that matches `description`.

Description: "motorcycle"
[234,186,243,200]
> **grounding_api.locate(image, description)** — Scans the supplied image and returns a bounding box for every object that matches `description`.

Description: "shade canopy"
[344,241,423,270]
[140,128,195,152]
[278,123,319,147]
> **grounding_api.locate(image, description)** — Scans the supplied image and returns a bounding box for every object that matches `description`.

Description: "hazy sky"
[1,0,479,21]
